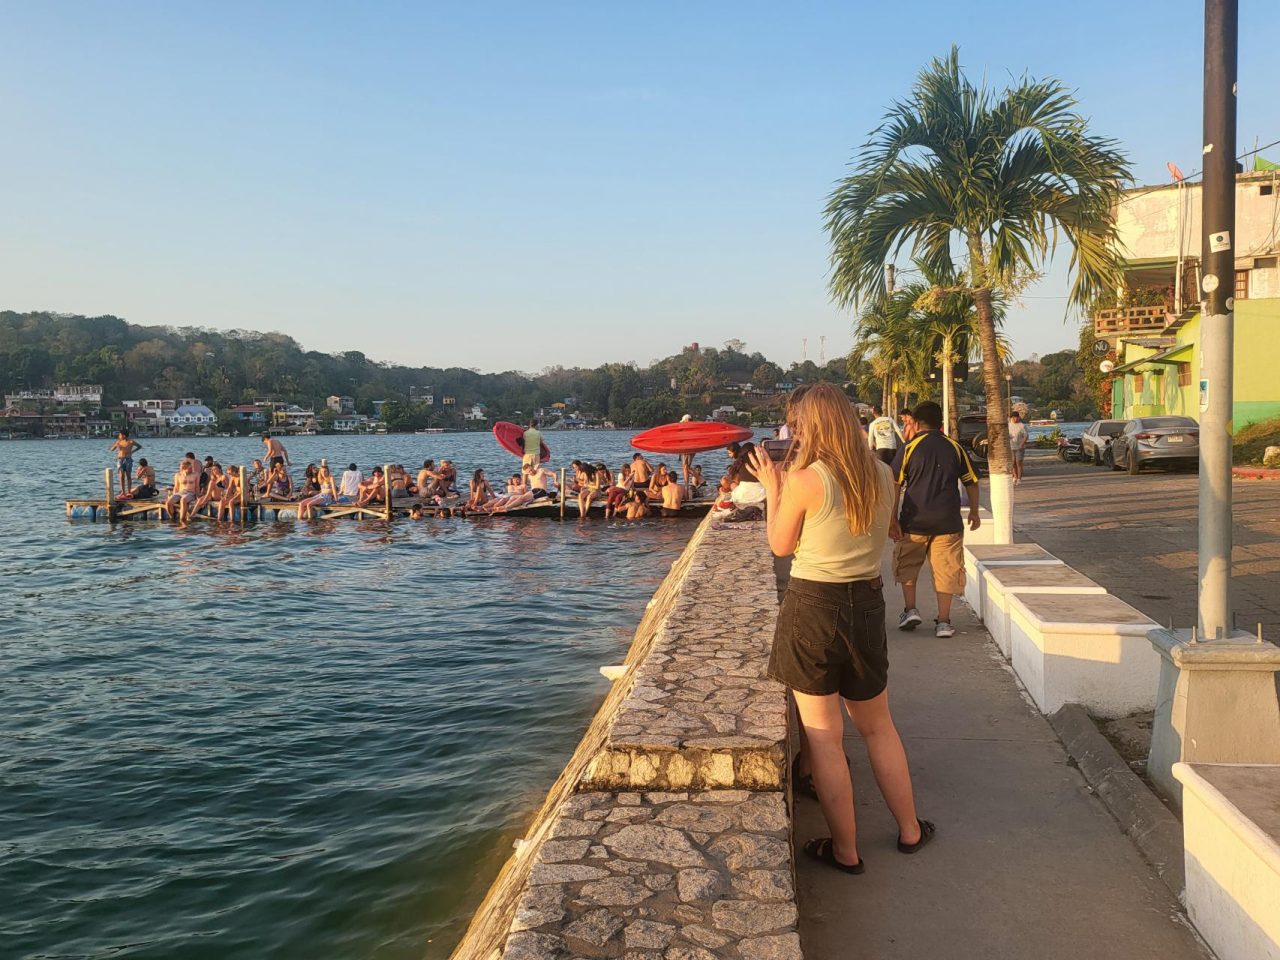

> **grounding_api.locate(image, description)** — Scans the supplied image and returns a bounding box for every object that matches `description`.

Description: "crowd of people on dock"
[103,427,784,523]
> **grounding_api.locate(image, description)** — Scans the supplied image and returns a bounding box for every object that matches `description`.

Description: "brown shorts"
[768,577,889,702]
[893,531,965,596]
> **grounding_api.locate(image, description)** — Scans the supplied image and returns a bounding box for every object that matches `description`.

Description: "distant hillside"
[0,311,853,428]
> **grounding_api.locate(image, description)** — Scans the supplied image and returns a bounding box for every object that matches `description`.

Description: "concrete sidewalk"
[792,552,1209,959]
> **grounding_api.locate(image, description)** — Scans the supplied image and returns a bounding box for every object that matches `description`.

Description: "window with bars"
[1235,270,1250,301]
[1177,362,1192,387]
[1133,373,1144,393]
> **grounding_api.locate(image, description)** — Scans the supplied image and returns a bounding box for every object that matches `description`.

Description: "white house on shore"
[168,400,217,429]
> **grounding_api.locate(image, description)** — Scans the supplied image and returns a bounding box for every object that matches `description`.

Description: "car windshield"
[1143,417,1197,429]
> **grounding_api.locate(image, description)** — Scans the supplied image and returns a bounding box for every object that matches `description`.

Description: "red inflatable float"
[492,421,551,462]
[629,421,755,456]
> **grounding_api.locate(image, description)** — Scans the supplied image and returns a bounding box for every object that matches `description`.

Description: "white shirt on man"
[339,469,362,497]
[1008,421,1029,451]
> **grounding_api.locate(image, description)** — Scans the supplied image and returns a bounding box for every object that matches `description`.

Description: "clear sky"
[2,2,1277,374]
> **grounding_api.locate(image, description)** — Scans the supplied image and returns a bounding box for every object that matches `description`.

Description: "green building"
[1094,169,1280,429]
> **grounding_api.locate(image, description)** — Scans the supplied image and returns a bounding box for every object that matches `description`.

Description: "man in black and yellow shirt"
[889,401,981,638]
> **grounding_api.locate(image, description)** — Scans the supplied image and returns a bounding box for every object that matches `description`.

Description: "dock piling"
[383,463,393,522]
[239,465,247,523]
[559,468,566,520]
[103,468,116,523]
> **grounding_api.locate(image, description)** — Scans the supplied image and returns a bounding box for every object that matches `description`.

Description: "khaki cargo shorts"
[893,531,965,596]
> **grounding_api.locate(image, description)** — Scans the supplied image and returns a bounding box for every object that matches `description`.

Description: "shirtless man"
[660,473,686,517]
[216,466,242,521]
[630,453,652,488]
[356,467,386,506]
[262,432,290,468]
[109,430,142,497]
[416,460,440,497]
[165,459,200,523]
[625,489,649,520]
[525,462,556,500]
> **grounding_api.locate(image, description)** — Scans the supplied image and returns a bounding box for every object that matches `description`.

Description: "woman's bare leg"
[792,690,859,865]
[844,690,921,843]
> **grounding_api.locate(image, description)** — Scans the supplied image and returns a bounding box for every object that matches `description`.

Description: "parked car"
[1081,419,1128,466]
[957,414,990,461]
[1109,416,1200,474]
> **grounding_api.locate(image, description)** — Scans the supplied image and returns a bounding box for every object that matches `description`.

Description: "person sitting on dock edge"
[338,463,362,502]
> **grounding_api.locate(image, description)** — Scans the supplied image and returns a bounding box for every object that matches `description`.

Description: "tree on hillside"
[825,46,1130,542]
[752,362,783,391]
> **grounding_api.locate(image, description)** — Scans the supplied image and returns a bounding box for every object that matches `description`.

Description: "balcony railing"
[1093,304,1172,338]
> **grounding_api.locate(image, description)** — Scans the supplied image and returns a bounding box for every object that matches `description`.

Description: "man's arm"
[965,483,981,530]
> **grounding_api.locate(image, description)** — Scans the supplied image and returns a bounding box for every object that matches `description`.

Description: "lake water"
[1,431,720,960]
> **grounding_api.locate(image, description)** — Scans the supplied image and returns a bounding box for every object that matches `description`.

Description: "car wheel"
[1092,445,1103,466]
[1128,450,1142,475]
[1108,447,1121,470]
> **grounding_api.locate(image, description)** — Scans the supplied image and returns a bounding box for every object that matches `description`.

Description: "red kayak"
[630,421,755,455]
[493,421,551,462]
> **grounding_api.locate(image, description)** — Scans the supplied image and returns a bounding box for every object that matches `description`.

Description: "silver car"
[1082,419,1128,466]
[1110,416,1200,474]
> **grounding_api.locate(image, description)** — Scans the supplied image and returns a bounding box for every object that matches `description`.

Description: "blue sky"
[2,2,1277,374]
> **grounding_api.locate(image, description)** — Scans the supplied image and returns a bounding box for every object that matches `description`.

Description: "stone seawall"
[450,517,796,960]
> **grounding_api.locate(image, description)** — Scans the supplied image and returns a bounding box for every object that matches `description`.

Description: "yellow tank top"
[790,460,892,583]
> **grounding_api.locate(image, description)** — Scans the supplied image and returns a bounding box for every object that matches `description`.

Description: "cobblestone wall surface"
[583,523,786,792]
[503,791,800,960]
[454,519,798,960]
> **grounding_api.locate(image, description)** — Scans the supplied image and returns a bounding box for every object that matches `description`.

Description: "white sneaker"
[898,608,923,631]
[935,620,956,638]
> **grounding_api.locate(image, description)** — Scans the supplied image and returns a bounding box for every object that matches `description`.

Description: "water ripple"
[1,433,697,959]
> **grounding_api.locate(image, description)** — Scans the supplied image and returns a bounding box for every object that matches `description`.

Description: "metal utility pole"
[1198,0,1237,641]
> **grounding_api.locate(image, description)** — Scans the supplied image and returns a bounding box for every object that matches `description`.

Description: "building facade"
[1096,170,1280,428]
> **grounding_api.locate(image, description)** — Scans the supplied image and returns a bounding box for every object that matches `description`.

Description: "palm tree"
[825,47,1130,542]
[851,291,930,416]
[904,266,1010,438]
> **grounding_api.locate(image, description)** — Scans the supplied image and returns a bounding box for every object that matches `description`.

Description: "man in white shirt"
[868,405,903,464]
[1008,412,1029,484]
[338,463,363,501]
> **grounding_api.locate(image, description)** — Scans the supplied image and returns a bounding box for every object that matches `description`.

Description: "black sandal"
[803,837,864,875]
[897,819,936,854]
[790,755,819,800]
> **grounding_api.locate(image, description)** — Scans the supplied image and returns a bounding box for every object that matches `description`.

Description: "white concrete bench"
[1174,763,1280,960]
[1007,593,1159,717]
[981,564,1107,659]
[960,507,996,546]
[962,542,1063,620]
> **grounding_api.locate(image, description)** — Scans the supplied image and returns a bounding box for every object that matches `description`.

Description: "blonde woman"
[749,382,932,874]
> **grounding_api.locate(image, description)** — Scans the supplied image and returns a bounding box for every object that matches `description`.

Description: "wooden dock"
[67,467,713,524]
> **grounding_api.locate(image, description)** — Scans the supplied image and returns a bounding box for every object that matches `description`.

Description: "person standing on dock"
[262,433,290,468]
[109,430,142,497]
[521,419,542,471]
[749,382,931,874]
